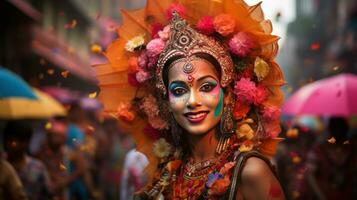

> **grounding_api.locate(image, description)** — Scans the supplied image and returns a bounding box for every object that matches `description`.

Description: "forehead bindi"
[168,60,219,84]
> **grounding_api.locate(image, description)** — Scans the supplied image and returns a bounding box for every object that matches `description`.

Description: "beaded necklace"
[172,143,236,199]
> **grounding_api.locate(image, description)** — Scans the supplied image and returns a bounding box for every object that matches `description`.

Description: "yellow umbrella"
[0,88,67,119]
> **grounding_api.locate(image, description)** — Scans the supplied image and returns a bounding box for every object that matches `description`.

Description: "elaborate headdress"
[95,0,285,179]
[156,11,234,94]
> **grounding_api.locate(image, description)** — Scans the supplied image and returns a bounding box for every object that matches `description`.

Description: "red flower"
[166,3,186,20]
[196,16,215,35]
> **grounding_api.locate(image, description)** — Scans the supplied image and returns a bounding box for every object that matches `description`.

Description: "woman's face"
[167,59,224,135]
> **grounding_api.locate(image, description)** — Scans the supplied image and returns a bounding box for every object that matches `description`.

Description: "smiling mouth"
[184,111,209,123]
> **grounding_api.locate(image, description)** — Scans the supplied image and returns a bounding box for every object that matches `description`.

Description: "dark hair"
[328,117,349,142]
[3,120,33,142]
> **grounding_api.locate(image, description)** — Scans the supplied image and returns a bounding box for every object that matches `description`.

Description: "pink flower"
[149,117,169,130]
[196,16,215,35]
[146,38,165,68]
[234,78,257,104]
[254,85,267,105]
[140,95,169,130]
[151,23,164,38]
[146,38,165,58]
[166,3,186,20]
[262,106,281,121]
[213,14,236,36]
[140,95,160,117]
[143,124,161,140]
[158,25,171,41]
[229,32,255,57]
[138,51,148,69]
[127,73,140,87]
[135,69,151,83]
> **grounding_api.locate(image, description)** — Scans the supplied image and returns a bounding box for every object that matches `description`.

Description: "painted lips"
[184,111,209,123]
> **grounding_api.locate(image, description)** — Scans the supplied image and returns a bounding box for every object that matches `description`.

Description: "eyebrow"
[169,75,218,88]
[196,75,218,83]
[169,81,187,90]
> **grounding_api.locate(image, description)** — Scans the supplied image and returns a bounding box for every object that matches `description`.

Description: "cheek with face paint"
[168,90,189,109]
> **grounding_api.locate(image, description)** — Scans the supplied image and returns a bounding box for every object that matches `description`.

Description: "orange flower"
[128,56,139,74]
[209,176,231,195]
[116,102,135,122]
[213,14,236,36]
[239,140,254,152]
[233,101,250,120]
[219,161,236,175]
[166,160,182,172]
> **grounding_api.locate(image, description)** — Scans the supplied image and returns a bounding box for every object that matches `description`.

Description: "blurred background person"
[3,120,51,200]
[120,148,148,200]
[304,117,357,199]
[0,157,28,200]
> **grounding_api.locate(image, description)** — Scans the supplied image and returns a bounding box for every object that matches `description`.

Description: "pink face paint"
[269,182,282,198]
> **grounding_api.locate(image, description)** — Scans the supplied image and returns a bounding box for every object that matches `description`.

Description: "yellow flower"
[254,57,270,81]
[125,35,145,52]
[236,123,254,140]
[239,140,254,152]
[153,138,172,158]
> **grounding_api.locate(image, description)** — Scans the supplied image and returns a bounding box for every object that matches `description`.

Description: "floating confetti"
[91,44,102,54]
[88,92,97,98]
[343,140,350,145]
[47,69,55,75]
[87,125,95,132]
[61,70,70,78]
[64,19,77,29]
[59,163,67,171]
[310,42,320,51]
[286,128,299,139]
[292,156,301,164]
[327,137,336,144]
[45,122,52,130]
[332,66,339,71]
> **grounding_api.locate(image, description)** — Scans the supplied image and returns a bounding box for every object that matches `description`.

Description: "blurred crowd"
[0,88,148,200]
[276,116,357,199]
[1,87,356,200]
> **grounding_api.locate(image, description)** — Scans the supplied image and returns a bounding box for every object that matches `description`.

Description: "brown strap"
[227,151,277,200]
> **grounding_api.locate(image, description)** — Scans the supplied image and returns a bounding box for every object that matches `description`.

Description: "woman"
[96,0,285,199]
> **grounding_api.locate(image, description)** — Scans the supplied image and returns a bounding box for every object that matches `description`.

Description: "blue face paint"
[214,88,224,118]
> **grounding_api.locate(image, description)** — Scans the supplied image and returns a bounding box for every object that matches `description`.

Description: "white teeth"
[187,112,206,119]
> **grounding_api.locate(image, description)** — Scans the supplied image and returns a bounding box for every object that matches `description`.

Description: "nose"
[186,90,202,109]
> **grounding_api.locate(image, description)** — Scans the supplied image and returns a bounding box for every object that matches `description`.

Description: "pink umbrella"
[282,73,357,116]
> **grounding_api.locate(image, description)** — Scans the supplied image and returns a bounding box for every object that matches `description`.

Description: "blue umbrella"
[0,67,37,99]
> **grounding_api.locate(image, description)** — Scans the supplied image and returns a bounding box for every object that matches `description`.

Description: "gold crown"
[156,11,234,95]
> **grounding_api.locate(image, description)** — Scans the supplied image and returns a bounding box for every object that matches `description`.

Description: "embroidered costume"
[95,0,285,199]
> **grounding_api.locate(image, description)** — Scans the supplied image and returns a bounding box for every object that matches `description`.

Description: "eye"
[171,87,187,96]
[200,82,217,92]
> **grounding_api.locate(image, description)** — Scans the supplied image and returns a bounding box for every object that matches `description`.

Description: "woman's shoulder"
[241,156,274,181]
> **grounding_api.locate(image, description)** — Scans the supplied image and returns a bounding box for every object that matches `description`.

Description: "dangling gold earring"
[217,103,235,154]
